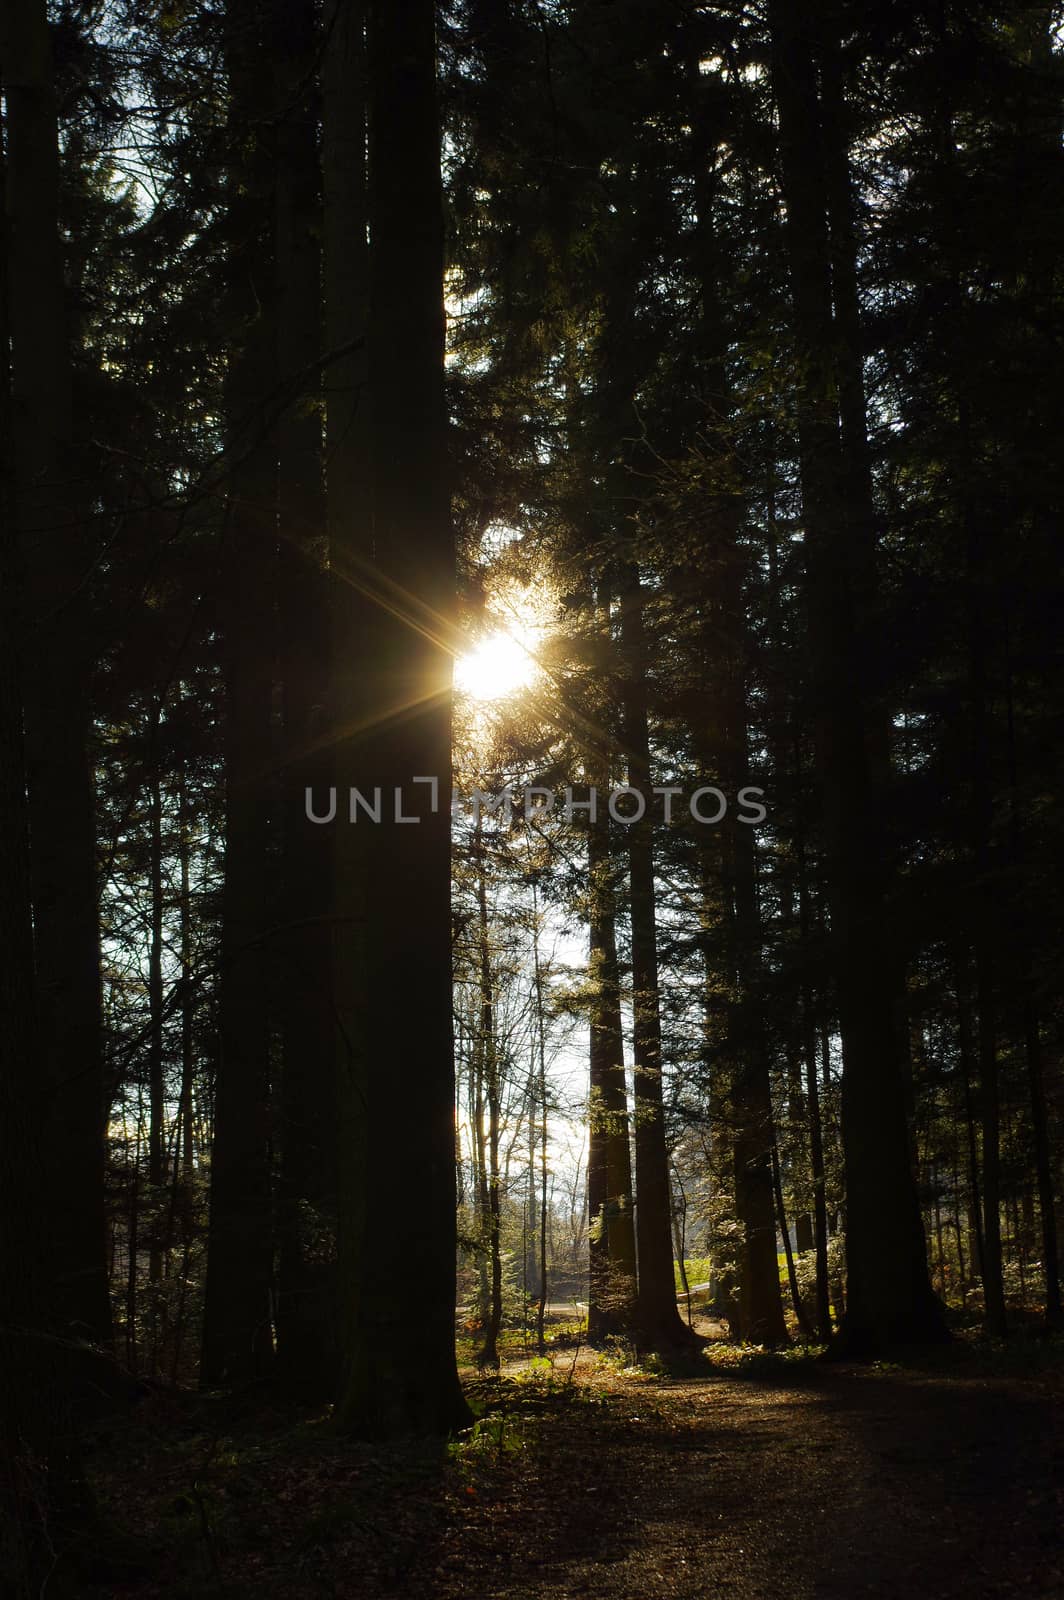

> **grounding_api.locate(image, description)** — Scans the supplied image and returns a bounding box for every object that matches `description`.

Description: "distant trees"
[446,0,1062,1354]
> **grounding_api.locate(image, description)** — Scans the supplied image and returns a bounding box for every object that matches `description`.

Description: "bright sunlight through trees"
[454,629,536,701]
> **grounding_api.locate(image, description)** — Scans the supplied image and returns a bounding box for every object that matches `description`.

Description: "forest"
[1,0,1062,1595]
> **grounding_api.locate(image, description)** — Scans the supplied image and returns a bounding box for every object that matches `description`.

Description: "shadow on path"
[420,1361,1063,1600]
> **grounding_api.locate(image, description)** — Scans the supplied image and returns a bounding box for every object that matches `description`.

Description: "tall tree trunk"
[769,0,944,1353]
[0,76,60,1581]
[147,723,165,1300]
[474,832,503,1369]
[726,839,787,1348]
[201,0,277,1386]
[472,1002,491,1331]
[711,543,788,1348]
[955,977,987,1290]
[586,805,638,1344]
[1009,4,1062,1331]
[530,875,550,1354]
[272,0,338,1397]
[796,801,832,1340]
[619,572,696,1350]
[146,736,166,1373]
[682,63,784,1345]
[126,1151,140,1373]
[802,985,833,1340]
[4,0,111,1353]
[975,953,1007,1336]
[335,0,469,1435]
[960,358,1006,1337]
[177,772,195,1183]
[1022,999,1061,1329]
[1001,587,1060,1329]
[321,0,372,1414]
[524,1057,535,1342]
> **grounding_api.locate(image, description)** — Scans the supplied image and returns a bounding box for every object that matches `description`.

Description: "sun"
[454,577,553,708]
[455,628,537,703]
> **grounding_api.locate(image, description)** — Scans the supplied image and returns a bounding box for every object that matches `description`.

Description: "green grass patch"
[701,1340,827,1378]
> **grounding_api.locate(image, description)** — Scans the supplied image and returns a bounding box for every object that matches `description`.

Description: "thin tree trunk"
[524,1060,535,1347]
[147,726,165,1300]
[127,1149,139,1374]
[688,518,786,1347]
[472,1000,491,1328]
[672,1171,693,1329]
[952,1175,967,1304]
[619,572,697,1350]
[717,554,787,1349]
[1023,999,1061,1328]
[531,876,550,1354]
[961,373,1006,1337]
[474,825,503,1369]
[793,735,829,1338]
[931,1162,945,1298]
[802,982,833,1340]
[539,1099,550,1345]
[1001,611,1061,1328]
[956,979,987,1293]
[773,1143,812,1340]
[201,0,277,1386]
[177,774,195,1182]
[586,803,638,1343]
[975,952,1007,1336]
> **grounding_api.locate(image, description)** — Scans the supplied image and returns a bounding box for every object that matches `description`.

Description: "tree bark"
[321,0,372,1417]
[773,1143,812,1340]
[769,0,945,1354]
[201,0,277,1386]
[272,0,339,1397]
[335,0,469,1435]
[711,543,788,1348]
[4,0,111,1353]
[1022,998,1061,1328]
[586,804,638,1344]
[177,772,195,1183]
[619,571,697,1350]
[975,952,1007,1336]
[0,68,62,1580]
[477,841,503,1370]
[802,985,833,1340]
[682,61,785,1345]
[529,874,551,1354]
[147,719,165,1302]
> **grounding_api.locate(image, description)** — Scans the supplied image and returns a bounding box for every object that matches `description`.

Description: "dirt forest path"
[418,1358,1064,1600]
[91,1348,1064,1599]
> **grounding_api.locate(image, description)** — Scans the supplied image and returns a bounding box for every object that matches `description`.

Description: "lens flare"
[454,628,537,702]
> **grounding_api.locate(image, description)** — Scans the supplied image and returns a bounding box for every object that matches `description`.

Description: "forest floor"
[81,1323,1064,1600]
